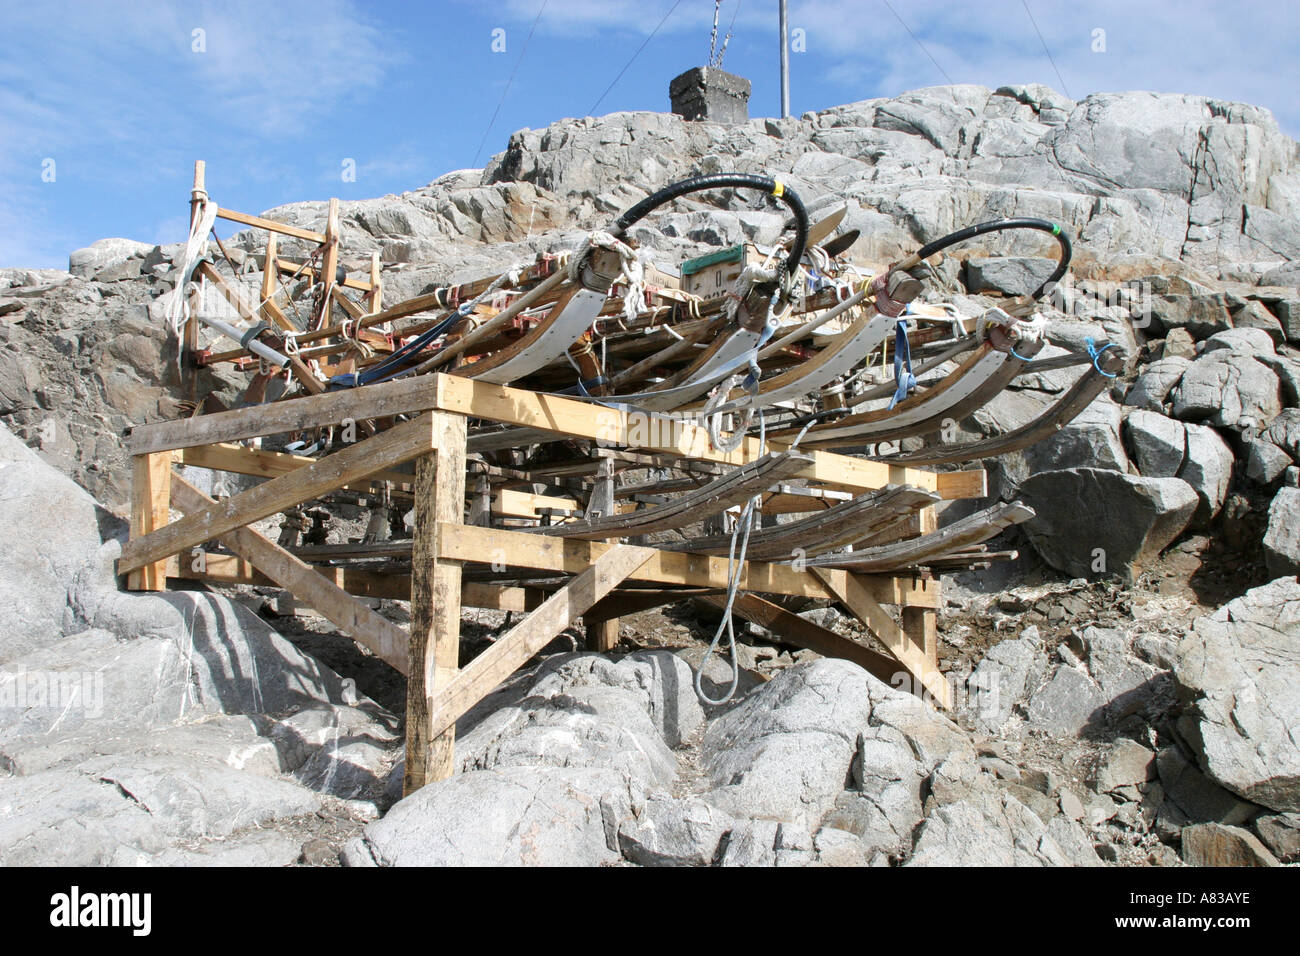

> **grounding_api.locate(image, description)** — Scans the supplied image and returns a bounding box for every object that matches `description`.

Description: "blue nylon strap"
[1086,337,1118,378]
[888,319,917,410]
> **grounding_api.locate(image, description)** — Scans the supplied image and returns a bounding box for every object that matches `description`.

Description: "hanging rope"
[695,410,766,707]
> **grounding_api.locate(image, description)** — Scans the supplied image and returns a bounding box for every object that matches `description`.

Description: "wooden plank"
[367,250,382,313]
[934,469,987,501]
[432,375,955,497]
[493,487,581,519]
[703,593,903,688]
[167,554,528,610]
[405,413,468,793]
[437,523,940,608]
[118,412,440,575]
[811,568,952,708]
[170,474,409,673]
[126,453,172,591]
[422,545,654,746]
[903,606,939,672]
[125,375,442,455]
[178,442,413,491]
[217,206,327,244]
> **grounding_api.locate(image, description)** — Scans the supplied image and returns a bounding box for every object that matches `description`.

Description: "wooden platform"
[119,373,993,795]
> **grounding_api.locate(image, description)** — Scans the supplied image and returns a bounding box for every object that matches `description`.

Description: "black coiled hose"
[613,173,810,278]
[914,217,1072,301]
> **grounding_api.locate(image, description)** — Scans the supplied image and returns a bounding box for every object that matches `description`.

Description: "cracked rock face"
[1173,577,1300,811]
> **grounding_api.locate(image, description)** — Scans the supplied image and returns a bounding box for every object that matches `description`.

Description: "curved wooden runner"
[802,500,1036,572]
[537,451,813,540]
[873,350,1123,466]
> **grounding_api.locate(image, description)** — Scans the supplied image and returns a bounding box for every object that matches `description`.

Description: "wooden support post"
[367,250,382,315]
[468,466,491,527]
[586,616,620,652]
[183,161,206,363]
[261,232,279,305]
[317,198,340,332]
[405,412,468,794]
[421,544,654,749]
[126,453,172,591]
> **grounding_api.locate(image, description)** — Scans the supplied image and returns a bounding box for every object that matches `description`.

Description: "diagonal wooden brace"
[118,410,441,576]
[812,568,952,709]
[419,544,654,760]
[170,473,409,673]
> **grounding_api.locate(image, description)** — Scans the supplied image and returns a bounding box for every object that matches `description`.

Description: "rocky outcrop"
[0,423,398,865]
[1173,577,1300,812]
[1016,469,1198,581]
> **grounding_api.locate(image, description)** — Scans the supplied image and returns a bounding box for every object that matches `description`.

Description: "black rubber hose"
[613,173,810,278]
[915,217,1072,300]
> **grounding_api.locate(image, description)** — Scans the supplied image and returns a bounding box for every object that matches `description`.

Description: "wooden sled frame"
[120,373,993,794]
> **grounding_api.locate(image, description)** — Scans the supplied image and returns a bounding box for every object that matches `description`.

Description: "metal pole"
[779,0,790,118]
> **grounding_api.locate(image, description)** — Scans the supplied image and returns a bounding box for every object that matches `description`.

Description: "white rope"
[695,410,767,707]
[162,200,219,361]
[568,230,646,323]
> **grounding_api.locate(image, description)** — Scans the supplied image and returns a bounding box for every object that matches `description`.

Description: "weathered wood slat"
[539,452,811,540]
[803,501,1036,571]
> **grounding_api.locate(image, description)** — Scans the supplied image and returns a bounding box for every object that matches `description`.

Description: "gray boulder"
[907,790,1101,866]
[1125,357,1191,412]
[1170,352,1282,430]
[1177,423,1234,523]
[1202,326,1276,356]
[1263,488,1300,576]
[1151,293,1233,340]
[346,765,631,866]
[964,256,1058,296]
[1181,823,1280,867]
[1123,409,1185,477]
[68,238,152,279]
[617,795,733,866]
[1262,409,1300,459]
[1017,468,1198,581]
[1245,438,1292,485]
[1254,812,1300,863]
[1024,665,1107,736]
[1173,577,1300,811]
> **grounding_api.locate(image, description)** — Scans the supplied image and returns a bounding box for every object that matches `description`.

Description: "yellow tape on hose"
[771,180,785,198]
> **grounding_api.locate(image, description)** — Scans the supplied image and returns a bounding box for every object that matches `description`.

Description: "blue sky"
[1,0,1296,270]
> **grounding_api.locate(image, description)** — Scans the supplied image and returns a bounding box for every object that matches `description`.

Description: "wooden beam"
[811,568,952,708]
[421,544,654,747]
[178,442,413,491]
[405,413,468,793]
[216,206,327,244]
[126,453,172,591]
[433,375,968,497]
[934,468,987,501]
[170,474,409,673]
[124,374,442,455]
[702,592,904,688]
[367,250,382,314]
[437,523,940,608]
[118,412,441,575]
[166,553,530,610]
